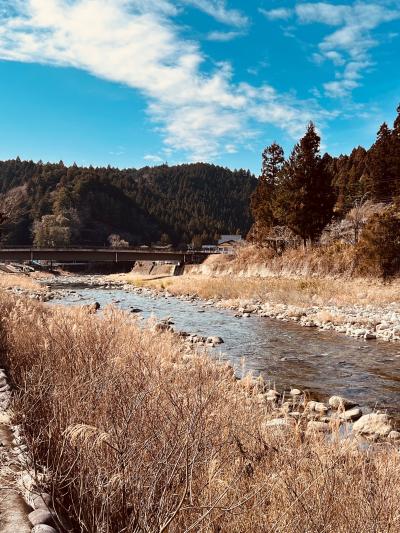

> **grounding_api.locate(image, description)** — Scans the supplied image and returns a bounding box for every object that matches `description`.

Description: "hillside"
[0,160,256,246]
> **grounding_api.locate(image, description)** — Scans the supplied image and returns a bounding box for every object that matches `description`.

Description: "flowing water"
[49,280,400,419]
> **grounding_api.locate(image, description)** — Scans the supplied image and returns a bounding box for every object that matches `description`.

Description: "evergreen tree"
[274,123,334,244]
[249,143,284,242]
[392,104,400,198]
[368,123,394,201]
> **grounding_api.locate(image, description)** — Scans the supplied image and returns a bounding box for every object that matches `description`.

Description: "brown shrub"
[355,208,400,278]
[0,294,399,532]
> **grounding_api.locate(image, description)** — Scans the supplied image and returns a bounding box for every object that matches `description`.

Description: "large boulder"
[352,413,392,437]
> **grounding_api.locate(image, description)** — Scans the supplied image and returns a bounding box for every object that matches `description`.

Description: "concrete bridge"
[0,247,212,265]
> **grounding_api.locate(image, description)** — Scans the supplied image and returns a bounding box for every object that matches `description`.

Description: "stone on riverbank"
[328,396,357,409]
[32,526,57,533]
[339,407,362,421]
[206,336,224,345]
[306,401,328,414]
[352,413,392,437]
[28,509,53,527]
[306,421,330,433]
[32,493,52,510]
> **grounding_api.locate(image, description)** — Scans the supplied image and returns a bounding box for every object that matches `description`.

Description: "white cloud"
[293,2,400,98]
[259,8,293,21]
[206,30,243,41]
[184,0,249,27]
[0,0,328,160]
[144,154,164,163]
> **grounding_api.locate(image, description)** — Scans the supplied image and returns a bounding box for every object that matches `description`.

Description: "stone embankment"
[0,369,60,533]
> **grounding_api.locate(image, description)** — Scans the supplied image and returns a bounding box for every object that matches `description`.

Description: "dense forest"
[250,104,400,245]
[0,162,256,246]
[1,104,399,248]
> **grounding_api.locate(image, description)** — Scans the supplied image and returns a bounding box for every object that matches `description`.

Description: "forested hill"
[0,161,256,246]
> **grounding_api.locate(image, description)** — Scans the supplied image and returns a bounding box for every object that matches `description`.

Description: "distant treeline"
[1,105,399,247]
[0,162,256,246]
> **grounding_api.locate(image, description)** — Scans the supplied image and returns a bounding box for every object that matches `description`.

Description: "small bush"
[356,208,400,278]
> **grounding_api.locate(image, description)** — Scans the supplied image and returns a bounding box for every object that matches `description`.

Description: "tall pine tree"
[249,142,284,242]
[274,123,334,244]
[367,122,395,201]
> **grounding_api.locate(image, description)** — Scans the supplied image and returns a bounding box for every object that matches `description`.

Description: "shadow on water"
[49,282,400,420]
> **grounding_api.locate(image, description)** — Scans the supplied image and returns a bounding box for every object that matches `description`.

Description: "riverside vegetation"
[1,105,400,532]
[0,290,400,532]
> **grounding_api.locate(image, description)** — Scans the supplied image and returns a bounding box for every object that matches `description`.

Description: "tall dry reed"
[0,293,399,532]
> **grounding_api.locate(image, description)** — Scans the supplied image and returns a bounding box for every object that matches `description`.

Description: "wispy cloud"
[259,8,292,21]
[262,2,400,98]
[184,0,249,27]
[144,154,164,164]
[206,30,244,41]
[0,0,329,160]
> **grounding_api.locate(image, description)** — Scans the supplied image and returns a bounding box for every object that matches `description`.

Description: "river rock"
[32,526,57,533]
[388,430,400,441]
[28,509,53,526]
[339,407,362,421]
[352,413,392,437]
[265,418,290,428]
[306,401,328,414]
[265,389,279,402]
[206,336,224,345]
[33,493,52,510]
[328,396,357,409]
[306,421,330,433]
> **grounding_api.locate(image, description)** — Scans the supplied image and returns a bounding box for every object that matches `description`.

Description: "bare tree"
[108,234,129,248]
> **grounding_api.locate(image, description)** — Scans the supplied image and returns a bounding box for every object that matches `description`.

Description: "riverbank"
[0,272,54,302]
[109,272,400,342]
[0,291,400,532]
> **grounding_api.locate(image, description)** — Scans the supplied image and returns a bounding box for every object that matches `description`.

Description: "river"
[48,278,400,419]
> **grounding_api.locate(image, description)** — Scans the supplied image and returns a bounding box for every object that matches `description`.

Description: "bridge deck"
[0,248,211,263]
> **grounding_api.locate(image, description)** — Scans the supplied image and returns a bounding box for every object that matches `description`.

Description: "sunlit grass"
[0,292,399,531]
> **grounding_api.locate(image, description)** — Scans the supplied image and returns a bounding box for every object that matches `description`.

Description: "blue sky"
[0,1,399,174]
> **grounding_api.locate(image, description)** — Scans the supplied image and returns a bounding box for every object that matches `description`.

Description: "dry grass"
[0,293,400,532]
[0,272,44,292]
[144,274,400,308]
[123,242,400,309]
